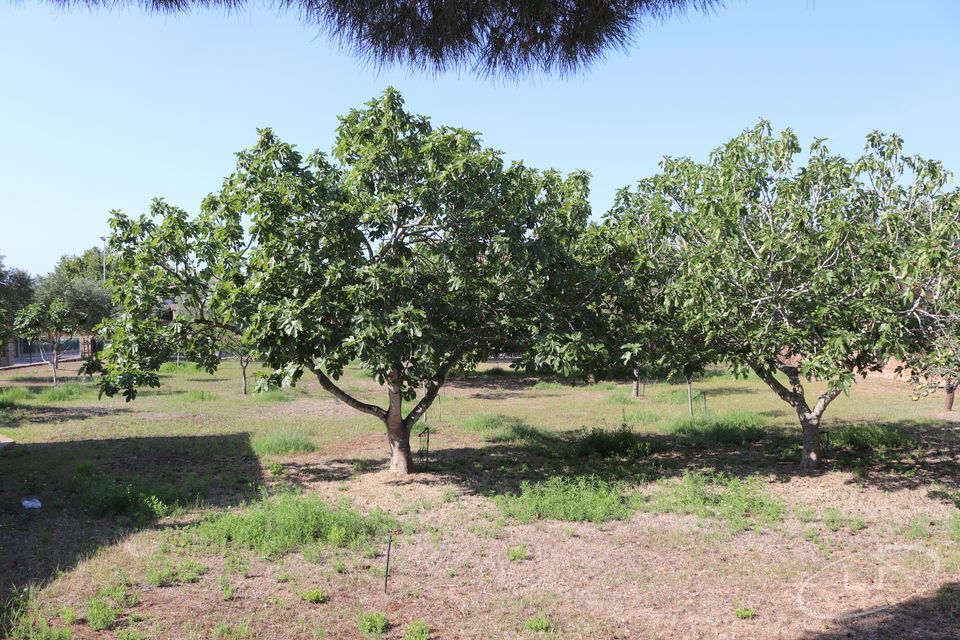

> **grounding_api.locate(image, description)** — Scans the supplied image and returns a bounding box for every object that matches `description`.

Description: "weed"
[523,614,551,632]
[300,589,327,604]
[216,575,237,601]
[640,472,785,532]
[794,507,817,523]
[497,476,632,523]
[0,387,32,407]
[532,381,564,391]
[624,409,661,425]
[252,430,316,455]
[39,384,86,403]
[145,559,207,587]
[184,389,214,402]
[508,543,528,562]
[591,381,617,391]
[255,389,293,403]
[85,596,119,631]
[212,618,252,639]
[734,606,757,620]
[356,610,388,638]
[461,413,505,432]
[269,462,285,477]
[9,619,74,640]
[823,508,845,532]
[68,465,206,523]
[572,425,654,458]
[830,424,918,451]
[193,492,396,557]
[59,607,76,625]
[849,515,866,531]
[117,630,149,640]
[802,526,821,543]
[664,411,766,446]
[333,558,347,574]
[906,515,931,540]
[402,621,431,640]
[603,392,634,405]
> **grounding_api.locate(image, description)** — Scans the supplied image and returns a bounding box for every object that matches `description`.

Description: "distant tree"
[36,248,113,332]
[93,89,590,474]
[618,122,960,469]
[43,0,721,76]
[908,328,960,411]
[14,300,82,385]
[0,256,35,333]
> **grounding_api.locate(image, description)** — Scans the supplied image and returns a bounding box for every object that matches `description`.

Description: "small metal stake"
[383,532,393,594]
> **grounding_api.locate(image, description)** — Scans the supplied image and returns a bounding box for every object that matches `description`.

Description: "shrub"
[572,425,654,458]
[664,411,766,446]
[461,413,505,432]
[497,476,632,523]
[639,471,785,532]
[357,611,388,638]
[192,492,396,557]
[403,621,431,640]
[39,384,86,402]
[252,430,316,456]
[0,387,32,407]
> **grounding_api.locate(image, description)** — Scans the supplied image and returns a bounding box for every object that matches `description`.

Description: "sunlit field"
[1,360,958,639]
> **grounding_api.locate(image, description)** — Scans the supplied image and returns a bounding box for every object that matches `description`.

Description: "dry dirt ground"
[1,362,959,639]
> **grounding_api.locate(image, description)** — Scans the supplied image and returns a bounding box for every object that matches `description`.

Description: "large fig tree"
[94,89,590,474]
[613,123,959,469]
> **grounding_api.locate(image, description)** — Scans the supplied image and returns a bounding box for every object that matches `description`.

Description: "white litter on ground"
[21,498,41,509]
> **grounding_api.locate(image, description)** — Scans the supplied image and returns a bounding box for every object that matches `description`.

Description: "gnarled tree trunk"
[798,410,821,470]
[385,370,414,474]
[945,378,957,412]
[632,367,642,398]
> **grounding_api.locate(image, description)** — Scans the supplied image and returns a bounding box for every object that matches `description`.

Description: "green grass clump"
[640,471,785,532]
[497,476,632,523]
[300,588,327,604]
[603,391,634,405]
[255,389,293,402]
[0,387,32,407]
[624,409,662,425]
[192,492,396,557]
[9,620,74,640]
[145,559,208,587]
[252,430,316,456]
[507,543,528,562]
[664,411,766,446]
[84,597,119,631]
[590,381,617,391]
[488,423,564,457]
[159,361,191,373]
[184,389,215,402]
[572,425,654,458]
[402,621,431,640]
[68,465,206,523]
[523,614,551,632]
[532,381,564,391]
[357,611,388,638]
[461,413,506,432]
[39,383,86,402]
[829,424,918,451]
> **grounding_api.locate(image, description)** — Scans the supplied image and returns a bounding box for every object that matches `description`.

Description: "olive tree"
[615,122,959,469]
[94,89,590,474]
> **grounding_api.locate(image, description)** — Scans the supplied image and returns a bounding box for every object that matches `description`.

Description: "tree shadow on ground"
[0,405,132,428]
[799,582,960,640]
[0,433,261,600]
[403,418,960,499]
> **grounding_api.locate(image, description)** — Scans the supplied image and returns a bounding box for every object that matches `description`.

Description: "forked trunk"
[240,359,249,396]
[798,411,821,470]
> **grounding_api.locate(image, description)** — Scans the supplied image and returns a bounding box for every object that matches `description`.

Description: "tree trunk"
[686,378,693,417]
[798,411,821,470]
[632,368,641,398]
[945,380,956,412]
[386,370,414,474]
[51,343,59,387]
[240,359,248,396]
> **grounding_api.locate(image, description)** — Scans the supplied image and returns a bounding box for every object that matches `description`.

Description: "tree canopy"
[42,0,721,75]
[94,88,590,473]
[610,122,960,468]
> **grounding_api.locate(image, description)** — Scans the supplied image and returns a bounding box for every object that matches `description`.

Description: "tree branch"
[307,364,387,420]
[403,347,468,430]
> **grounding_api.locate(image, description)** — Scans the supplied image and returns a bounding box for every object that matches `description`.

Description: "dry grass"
[1,360,959,638]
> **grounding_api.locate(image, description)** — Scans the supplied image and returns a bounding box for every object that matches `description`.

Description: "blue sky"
[1,0,958,275]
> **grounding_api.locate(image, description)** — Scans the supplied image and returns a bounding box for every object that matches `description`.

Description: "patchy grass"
[571,425,654,458]
[496,477,633,523]
[252,430,316,456]
[664,411,766,446]
[191,491,396,557]
[639,471,785,532]
[68,464,207,523]
[0,387,32,407]
[461,413,506,432]
[38,383,87,403]
[828,423,919,451]
[255,389,294,402]
[532,381,565,391]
